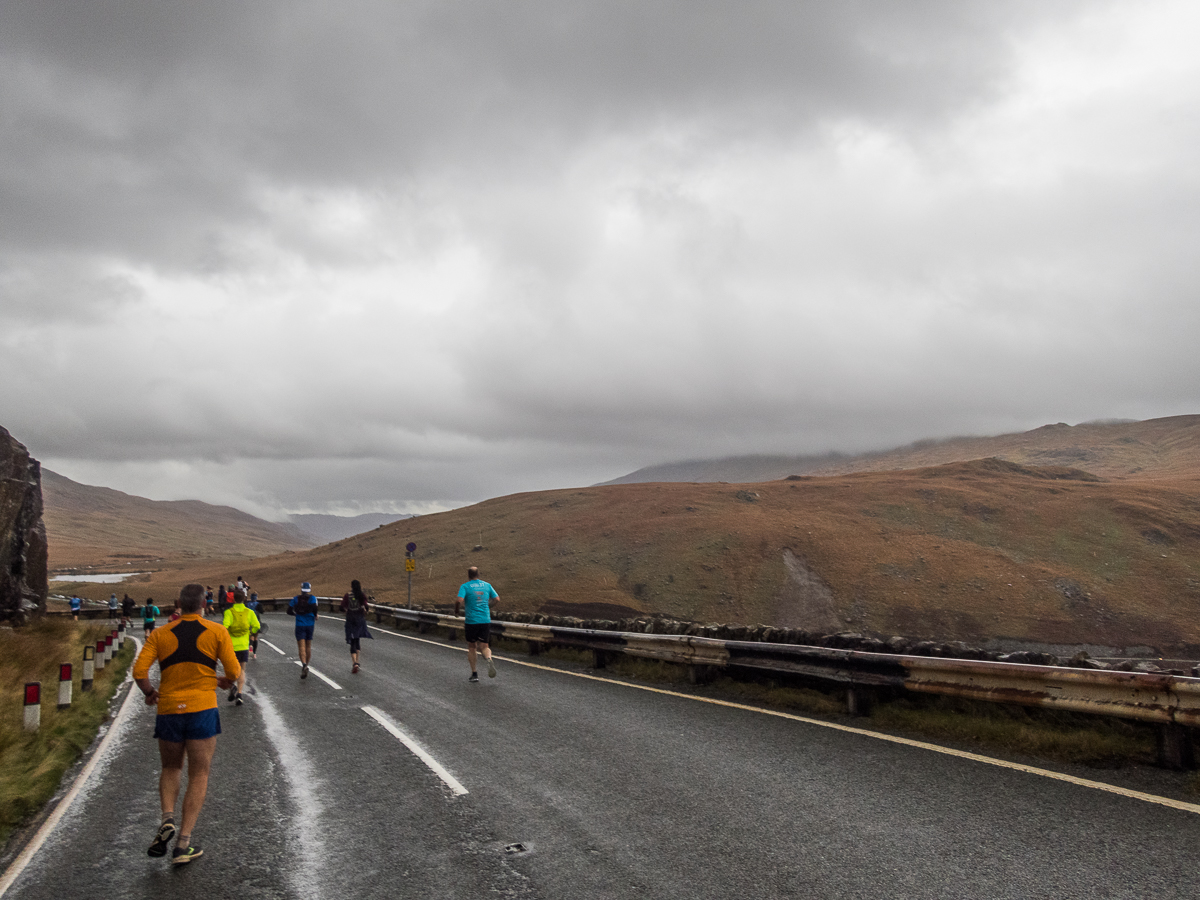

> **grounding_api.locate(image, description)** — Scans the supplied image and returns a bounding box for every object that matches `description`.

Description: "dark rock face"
[0,427,48,623]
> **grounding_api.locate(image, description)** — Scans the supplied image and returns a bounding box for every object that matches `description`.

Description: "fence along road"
[4,613,1199,900]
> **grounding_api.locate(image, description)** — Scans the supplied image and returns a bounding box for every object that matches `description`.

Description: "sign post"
[405,542,417,608]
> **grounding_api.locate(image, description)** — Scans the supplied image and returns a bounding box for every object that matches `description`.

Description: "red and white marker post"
[81,646,95,691]
[57,664,72,709]
[94,640,105,672]
[23,683,41,733]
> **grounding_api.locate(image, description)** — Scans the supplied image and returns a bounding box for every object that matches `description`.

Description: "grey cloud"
[3,1,1199,516]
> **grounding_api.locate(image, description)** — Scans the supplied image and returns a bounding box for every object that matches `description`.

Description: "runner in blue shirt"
[287,582,319,679]
[69,595,82,621]
[456,567,499,682]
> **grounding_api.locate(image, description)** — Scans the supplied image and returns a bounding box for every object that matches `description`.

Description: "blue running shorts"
[154,708,221,742]
[295,625,314,641]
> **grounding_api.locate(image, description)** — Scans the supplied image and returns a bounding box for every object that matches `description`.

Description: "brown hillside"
[809,415,1200,481]
[42,470,314,571]
[121,458,1200,655]
[607,415,1200,485]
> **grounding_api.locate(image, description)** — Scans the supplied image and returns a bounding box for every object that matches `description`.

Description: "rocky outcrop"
[0,426,47,623]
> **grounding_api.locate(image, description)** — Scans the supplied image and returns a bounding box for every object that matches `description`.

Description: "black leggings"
[348,637,361,653]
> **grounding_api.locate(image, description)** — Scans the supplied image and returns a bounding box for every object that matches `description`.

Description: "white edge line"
[369,625,1200,816]
[0,637,144,898]
[259,638,287,656]
[361,705,468,796]
[293,660,342,691]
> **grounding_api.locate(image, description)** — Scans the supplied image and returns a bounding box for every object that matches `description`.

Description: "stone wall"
[0,426,47,623]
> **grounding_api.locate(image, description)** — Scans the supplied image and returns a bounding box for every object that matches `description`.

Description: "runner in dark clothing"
[340,580,373,674]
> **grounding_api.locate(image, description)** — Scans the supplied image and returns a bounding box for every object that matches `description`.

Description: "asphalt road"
[3,614,1199,899]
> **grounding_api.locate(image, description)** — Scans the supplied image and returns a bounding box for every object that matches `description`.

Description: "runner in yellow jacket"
[222,588,261,706]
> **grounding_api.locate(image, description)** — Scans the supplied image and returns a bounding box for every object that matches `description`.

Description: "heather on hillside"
[120,458,1200,655]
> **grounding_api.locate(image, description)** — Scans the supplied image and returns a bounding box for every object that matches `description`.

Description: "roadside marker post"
[403,542,417,614]
[23,683,41,733]
[57,664,72,709]
[117,622,125,647]
[81,646,94,691]
[94,641,105,672]
[103,634,113,664]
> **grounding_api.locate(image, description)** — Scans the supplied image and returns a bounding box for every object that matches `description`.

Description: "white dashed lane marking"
[361,705,468,796]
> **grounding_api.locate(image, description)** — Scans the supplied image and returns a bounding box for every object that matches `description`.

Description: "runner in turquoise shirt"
[456,567,499,681]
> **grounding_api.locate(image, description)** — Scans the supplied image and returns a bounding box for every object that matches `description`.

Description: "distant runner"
[287,581,318,678]
[247,592,263,659]
[222,589,260,705]
[108,593,119,620]
[69,595,81,621]
[340,580,373,674]
[142,599,160,634]
[122,593,136,627]
[457,566,498,682]
[133,583,241,866]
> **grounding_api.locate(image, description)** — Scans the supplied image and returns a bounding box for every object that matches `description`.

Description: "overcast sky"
[2,1,1198,519]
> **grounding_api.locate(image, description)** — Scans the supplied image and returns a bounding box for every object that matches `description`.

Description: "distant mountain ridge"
[604,415,1200,485]
[288,512,413,544]
[41,469,316,570]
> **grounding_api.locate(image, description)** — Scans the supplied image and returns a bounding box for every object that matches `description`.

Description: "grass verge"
[0,619,135,846]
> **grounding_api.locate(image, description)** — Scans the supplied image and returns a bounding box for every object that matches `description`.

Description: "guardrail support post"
[688,664,714,685]
[846,687,875,717]
[1156,724,1196,770]
[447,627,458,641]
[592,649,609,669]
[528,640,541,656]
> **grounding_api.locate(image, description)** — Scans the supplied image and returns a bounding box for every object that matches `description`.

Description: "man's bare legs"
[297,639,312,667]
[467,640,493,675]
[158,736,217,846]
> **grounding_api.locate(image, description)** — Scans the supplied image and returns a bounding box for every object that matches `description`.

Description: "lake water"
[50,573,147,584]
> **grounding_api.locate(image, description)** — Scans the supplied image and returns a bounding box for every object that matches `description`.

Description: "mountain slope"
[146,458,1200,654]
[607,416,1200,485]
[41,470,316,570]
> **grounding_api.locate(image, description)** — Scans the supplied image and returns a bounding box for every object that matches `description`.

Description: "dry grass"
[868,695,1156,766]
[0,619,135,845]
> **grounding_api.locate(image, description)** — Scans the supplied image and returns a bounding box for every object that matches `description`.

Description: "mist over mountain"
[606,416,1200,485]
[288,513,414,545]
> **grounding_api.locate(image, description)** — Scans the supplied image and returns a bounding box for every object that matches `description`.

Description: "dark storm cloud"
[0,1,1054,262]
[2,1,1198,514]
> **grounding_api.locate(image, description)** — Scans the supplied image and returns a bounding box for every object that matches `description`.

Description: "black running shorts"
[464,622,490,644]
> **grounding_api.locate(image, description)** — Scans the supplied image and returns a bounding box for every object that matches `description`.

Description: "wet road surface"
[3,614,1199,899]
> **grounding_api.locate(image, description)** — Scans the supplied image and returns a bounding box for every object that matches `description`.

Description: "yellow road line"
[370,625,1200,815]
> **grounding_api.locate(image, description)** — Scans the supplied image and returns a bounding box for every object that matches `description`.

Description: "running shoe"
[487,656,497,678]
[352,663,360,674]
[171,844,203,866]
[147,822,176,857]
[469,672,479,683]
[227,685,237,702]
[235,692,244,706]
[301,665,308,679]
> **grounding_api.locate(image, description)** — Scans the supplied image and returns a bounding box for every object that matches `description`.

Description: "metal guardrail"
[329,603,1199,768]
[59,596,1198,765]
